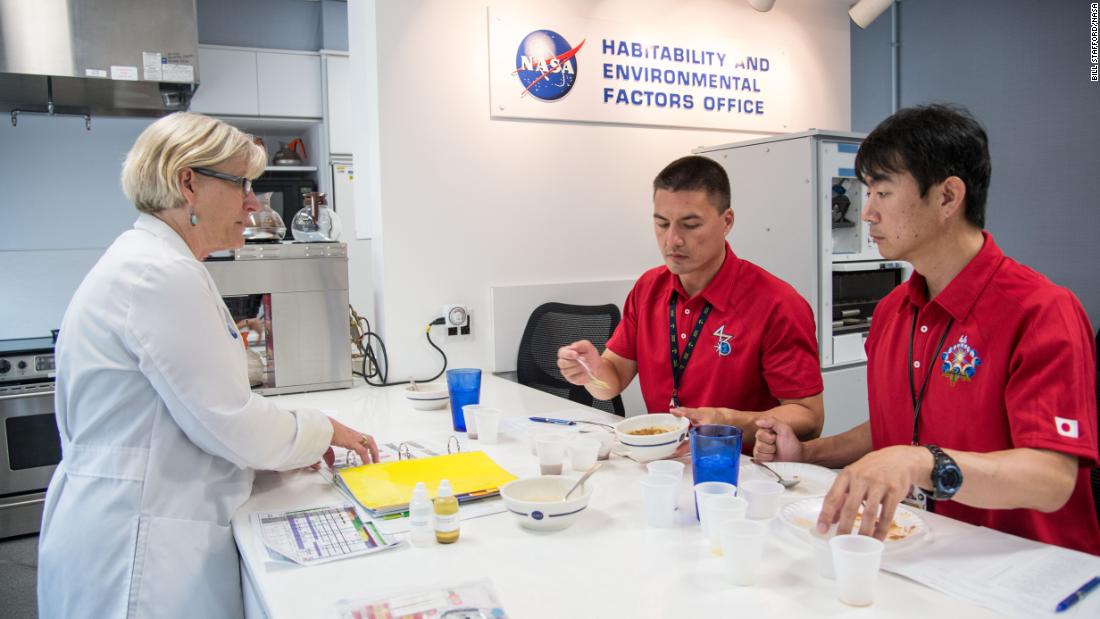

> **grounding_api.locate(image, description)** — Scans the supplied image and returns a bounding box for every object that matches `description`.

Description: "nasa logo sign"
[513,30,585,100]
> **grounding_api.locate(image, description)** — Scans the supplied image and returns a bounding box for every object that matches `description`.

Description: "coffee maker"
[204,243,353,395]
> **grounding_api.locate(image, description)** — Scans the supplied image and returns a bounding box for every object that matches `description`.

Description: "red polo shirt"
[866,232,1100,555]
[607,243,823,420]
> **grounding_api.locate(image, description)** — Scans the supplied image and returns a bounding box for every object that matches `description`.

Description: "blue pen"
[1056,575,1100,613]
[528,416,576,426]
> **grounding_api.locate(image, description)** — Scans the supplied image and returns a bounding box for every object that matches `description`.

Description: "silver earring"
[190,213,198,226]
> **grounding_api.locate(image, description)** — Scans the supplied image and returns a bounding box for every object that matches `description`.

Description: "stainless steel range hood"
[0,0,199,122]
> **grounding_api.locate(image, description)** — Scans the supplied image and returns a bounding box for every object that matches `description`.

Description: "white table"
[232,375,1014,618]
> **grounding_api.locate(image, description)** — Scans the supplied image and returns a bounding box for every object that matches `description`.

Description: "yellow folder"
[336,451,518,515]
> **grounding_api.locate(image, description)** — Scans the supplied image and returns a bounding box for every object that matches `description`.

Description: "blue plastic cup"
[446,369,482,432]
[690,424,742,516]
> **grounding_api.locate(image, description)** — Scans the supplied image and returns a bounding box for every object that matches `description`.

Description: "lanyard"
[668,295,712,408]
[907,308,954,445]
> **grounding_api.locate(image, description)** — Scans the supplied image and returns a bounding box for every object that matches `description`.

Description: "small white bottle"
[408,481,434,546]
[433,479,460,544]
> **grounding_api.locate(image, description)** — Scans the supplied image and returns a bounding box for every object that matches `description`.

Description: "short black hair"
[653,155,731,213]
[856,104,991,228]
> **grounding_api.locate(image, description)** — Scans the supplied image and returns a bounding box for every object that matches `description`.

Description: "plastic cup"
[641,474,679,528]
[445,369,481,432]
[570,437,600,472]
[694,481,737,537]
[810,524,839,579]
[705,495,748,554]
[739,480,784,519]
[830,534,885,606]
[475,408,502,444]
[719,519,768,586]
[592,431,614,460]
[535,434,567,476]
[690,424,742,486]
[646,460,685,481]
[462,404,482,439]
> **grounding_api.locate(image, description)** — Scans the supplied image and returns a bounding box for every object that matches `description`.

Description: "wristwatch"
[924,444,963,500]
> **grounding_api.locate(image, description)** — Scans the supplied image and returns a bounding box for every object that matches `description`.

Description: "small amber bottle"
[433,479,460,544]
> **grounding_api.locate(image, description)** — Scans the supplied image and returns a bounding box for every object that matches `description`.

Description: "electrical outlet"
[442,304,471,336]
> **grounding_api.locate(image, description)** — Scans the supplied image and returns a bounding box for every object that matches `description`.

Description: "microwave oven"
[253,174,317,225]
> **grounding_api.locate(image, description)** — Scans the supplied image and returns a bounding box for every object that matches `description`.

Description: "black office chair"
[517,302,626,416]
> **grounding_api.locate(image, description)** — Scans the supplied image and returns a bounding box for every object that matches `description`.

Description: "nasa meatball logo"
[513,30,585,101]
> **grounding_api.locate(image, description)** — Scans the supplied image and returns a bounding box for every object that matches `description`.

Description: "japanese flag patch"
[1054,416,1080,439]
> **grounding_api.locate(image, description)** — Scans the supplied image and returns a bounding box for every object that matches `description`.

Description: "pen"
[529,416,577,426]
[1056,575,1100,613]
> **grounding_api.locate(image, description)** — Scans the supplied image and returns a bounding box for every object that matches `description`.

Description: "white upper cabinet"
[257,52,323,118]
[190,47,259,116]
[190,45,322,119]
[324,54,353,155]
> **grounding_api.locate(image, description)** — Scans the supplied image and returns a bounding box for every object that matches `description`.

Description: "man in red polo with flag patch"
[753,104,1100,555]
[557,155,825,446]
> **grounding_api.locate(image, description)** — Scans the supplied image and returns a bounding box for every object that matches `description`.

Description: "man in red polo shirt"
[753,104,1100,555]
[557,155,824,445]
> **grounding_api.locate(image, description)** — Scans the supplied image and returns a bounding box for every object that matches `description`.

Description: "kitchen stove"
[0,336,61,538]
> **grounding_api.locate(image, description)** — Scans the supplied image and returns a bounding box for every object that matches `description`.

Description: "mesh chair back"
[517,302,625,416]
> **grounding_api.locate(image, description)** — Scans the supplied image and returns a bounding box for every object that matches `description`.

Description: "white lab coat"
[38,214,333,619]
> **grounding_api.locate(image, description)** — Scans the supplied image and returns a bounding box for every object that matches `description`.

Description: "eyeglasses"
[192,167,253,195]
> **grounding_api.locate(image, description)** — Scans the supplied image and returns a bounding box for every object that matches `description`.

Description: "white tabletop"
[233,375,1013,618]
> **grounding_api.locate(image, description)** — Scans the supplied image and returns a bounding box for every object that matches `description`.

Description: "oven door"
[0,391,61,538]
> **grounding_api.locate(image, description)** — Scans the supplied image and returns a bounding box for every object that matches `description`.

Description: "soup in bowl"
[613,413,690,462]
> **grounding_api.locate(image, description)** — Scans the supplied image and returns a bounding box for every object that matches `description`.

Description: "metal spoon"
[751,458,800,489]
[564,463,601,499]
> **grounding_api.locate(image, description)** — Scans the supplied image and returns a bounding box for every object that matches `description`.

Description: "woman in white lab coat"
[37,112,379,619]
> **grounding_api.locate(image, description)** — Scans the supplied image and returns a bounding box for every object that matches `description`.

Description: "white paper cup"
[641,474,679,528]
[694,481,738,538]
[739,480,784,519]
[646,460,685,481]
[475,408,502,444]
[719,519,768,586]
[706,496,748,554]
[810,524,839,579]
[830,534,885,606]
[535,434,567,475]
[570,437,600,472]
[462,404,482,439]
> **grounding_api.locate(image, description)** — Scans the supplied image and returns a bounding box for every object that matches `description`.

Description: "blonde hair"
[121,112,267,213]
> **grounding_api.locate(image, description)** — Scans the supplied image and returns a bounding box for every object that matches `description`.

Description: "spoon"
[574,356,611,391]
[564,463,602,500]
[751,458,800,489]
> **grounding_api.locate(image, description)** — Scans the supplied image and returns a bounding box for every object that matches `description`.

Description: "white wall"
[349,0,852,386]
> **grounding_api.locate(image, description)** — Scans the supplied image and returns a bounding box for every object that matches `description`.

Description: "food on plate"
[627,426,675,436]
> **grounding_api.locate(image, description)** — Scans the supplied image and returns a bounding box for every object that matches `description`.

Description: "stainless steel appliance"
[0,336,61,539]
[0,0,199,120]
[830,261,908,365]
[204,242,353,396]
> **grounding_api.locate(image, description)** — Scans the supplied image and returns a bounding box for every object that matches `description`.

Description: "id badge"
[902,485,928,511]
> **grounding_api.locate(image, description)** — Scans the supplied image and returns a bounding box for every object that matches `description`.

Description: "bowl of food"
[500,476,595,531]
[403,382,449,410]
[613,413,690,462]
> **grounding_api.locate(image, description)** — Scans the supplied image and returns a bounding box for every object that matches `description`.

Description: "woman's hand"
[327,417,380,465]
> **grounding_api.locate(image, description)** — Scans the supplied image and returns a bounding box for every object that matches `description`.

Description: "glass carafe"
[290,192,341,242]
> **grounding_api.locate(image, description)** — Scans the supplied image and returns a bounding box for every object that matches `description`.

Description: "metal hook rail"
[10,77,92,130]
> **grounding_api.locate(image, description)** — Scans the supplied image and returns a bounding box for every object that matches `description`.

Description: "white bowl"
[614,413,689,462]
[404,383,449,410]
[500,475,594,531]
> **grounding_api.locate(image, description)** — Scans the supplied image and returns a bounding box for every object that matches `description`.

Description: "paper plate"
[740,461,838,502]
[779,497,930,553]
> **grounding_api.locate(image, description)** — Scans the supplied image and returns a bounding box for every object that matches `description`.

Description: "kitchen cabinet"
[324,53,353,155]
[190,45,322,119]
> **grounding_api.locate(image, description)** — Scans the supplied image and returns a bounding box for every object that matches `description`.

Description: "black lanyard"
[668,295,712,408]
[907,308,954,445]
